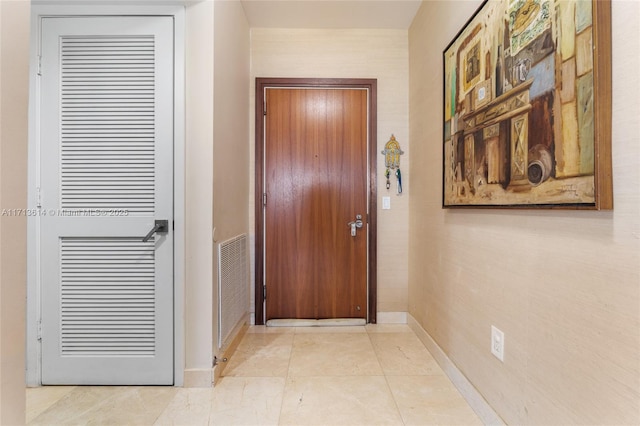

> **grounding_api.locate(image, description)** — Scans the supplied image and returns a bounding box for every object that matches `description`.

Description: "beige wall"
[185,1,249,386]
[250,28,410,318]
[408,0,640,424]
[212,0,250,349]
[184,0,250,385]
[0,0,29,423]
[185,1,215,383]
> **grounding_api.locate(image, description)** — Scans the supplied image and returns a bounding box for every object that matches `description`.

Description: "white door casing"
[39,16,174,385]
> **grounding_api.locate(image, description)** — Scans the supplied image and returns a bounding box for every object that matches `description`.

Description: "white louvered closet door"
[40,17,174,384]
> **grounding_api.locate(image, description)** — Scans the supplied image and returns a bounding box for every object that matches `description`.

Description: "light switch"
[382,196,391,210]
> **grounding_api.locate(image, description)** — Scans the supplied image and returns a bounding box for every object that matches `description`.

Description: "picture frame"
[442,0,612,209]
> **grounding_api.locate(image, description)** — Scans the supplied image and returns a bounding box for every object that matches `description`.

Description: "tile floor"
[27,324,482,425]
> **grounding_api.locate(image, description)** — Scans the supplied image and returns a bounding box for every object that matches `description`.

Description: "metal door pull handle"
[347,214,363,237]
[142,220,169,242]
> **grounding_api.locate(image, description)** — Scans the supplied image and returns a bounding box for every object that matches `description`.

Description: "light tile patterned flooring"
[27,324,482,425]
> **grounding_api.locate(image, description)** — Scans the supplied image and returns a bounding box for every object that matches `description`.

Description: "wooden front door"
[260,85,373,321]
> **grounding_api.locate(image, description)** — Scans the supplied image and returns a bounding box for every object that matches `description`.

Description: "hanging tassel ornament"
[395,168,402,194]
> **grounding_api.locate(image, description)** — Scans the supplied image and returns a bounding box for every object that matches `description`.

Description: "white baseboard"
[248,311,407,325]
[267,318,366,327]
[213,318,249,386]
[183,368,213,388]
[376,311,407,324]
[407,314,505,425]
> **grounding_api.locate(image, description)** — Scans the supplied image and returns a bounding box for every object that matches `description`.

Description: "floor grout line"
[366,327,409,426]
[27,324,481,426]
[275,329,296,425]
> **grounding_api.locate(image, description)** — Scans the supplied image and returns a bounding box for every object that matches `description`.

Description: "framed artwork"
[442,0,612,209]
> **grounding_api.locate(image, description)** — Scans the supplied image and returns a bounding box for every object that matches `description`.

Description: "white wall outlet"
[491,325,505,362]
[382,196,391,210]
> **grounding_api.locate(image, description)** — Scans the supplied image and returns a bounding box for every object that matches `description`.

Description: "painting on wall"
[442,0,612,209]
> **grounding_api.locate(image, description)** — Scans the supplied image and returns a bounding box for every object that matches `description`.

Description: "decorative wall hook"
[382,135,404,194]
[381,134,404,169]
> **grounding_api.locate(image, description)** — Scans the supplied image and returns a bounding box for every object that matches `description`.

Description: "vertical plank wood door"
[264,88,368,320]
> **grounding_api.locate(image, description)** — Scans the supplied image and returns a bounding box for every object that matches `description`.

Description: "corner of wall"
[0,0,30,424]
[184,0,215,374]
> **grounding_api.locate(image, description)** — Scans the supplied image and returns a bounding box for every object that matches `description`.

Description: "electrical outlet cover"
[491,325,505,362]
[382,196,391,210]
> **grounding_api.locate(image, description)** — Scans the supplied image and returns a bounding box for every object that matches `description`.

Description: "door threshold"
[266,318,366,327]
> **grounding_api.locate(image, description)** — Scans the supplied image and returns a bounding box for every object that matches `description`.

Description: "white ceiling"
[240,0,423,29]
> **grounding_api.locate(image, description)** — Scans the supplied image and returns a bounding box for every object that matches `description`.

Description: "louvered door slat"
[60,35,155,215]
[41,16,174,385]
[59,237,156,356]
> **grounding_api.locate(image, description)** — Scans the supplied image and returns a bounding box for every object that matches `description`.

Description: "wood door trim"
[255,77,377,325]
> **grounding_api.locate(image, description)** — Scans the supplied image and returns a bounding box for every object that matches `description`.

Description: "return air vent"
[218,234,249,349]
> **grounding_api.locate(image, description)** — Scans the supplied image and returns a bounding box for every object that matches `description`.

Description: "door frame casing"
[26,3,186,386]
[254,78,378,325]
